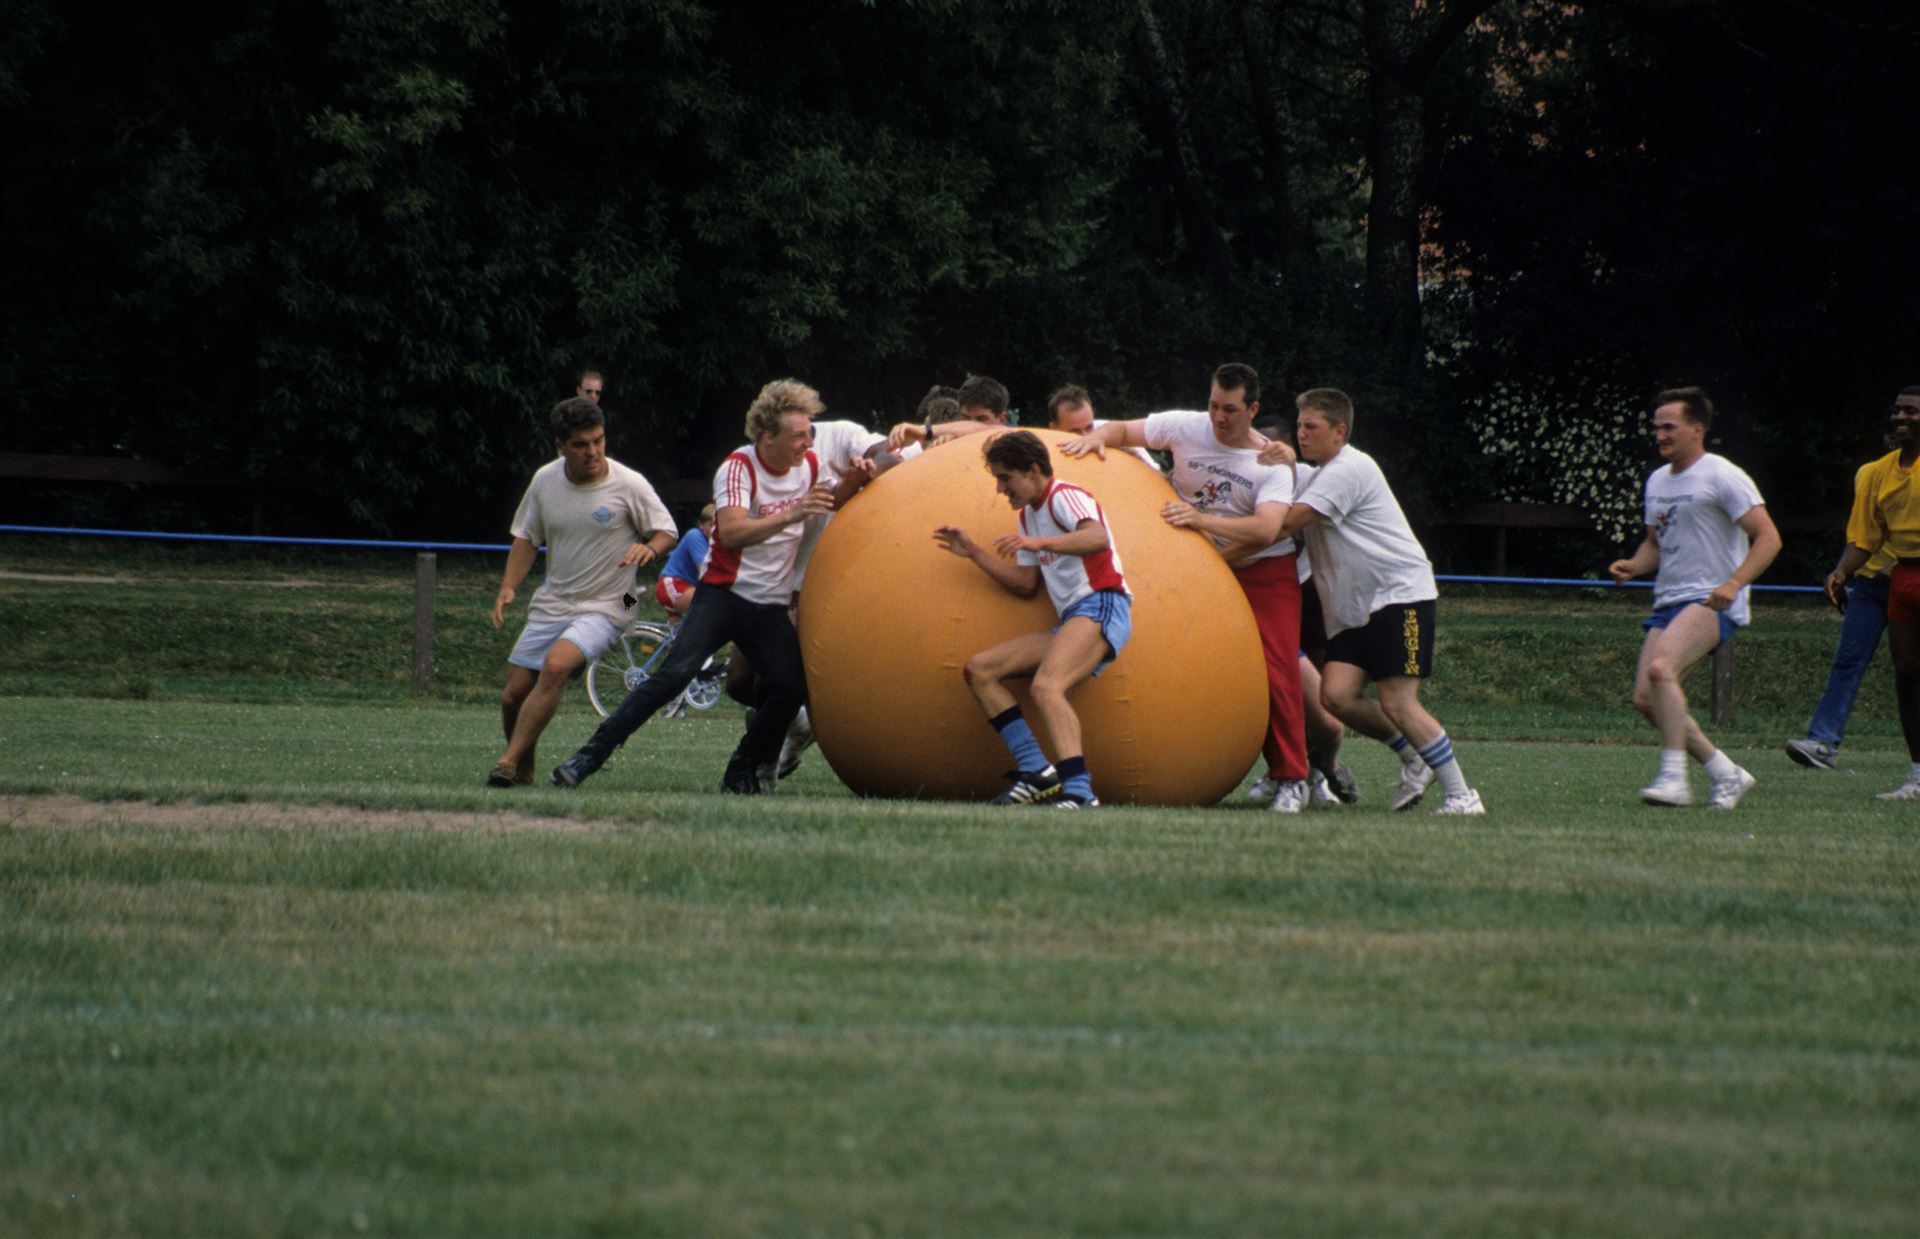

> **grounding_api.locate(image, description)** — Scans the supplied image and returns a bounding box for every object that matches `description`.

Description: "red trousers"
[1235,554,1308,780]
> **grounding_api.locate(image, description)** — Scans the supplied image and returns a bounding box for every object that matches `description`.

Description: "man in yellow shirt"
[1825,386,1920,799]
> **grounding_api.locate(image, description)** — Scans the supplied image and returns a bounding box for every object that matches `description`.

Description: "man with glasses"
[1818,386,1920,800]
[576,370,604,403]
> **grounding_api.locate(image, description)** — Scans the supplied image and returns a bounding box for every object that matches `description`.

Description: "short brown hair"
[1295,387,1355,432]
[1046,384,1091,424]
[1655,386,1715,430]
[957,374,1010,417]
[550,396,605,442]
[744,378,824,441]
[982,429,1052,477]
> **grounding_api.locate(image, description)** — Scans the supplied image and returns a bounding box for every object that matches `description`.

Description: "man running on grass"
[1608,386,1781,808]
[935,430,1132,809]
[487,397,676,788]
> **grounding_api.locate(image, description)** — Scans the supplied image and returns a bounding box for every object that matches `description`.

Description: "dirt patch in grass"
[0,793,647,835]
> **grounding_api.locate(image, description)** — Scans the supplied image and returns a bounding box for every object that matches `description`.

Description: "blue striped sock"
[990,707,1048,772]
[1416,732,1468,796]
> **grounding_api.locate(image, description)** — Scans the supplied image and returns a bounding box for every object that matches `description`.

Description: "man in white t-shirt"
[1062,363,1315,813]
[487,397,677,788]
[551,379,836,794]
[936,430,1133,809]
[1281,387,1485,815]
[1607,387,1781,808]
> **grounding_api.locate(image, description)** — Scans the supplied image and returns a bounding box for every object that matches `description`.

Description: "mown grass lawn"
[4,695,1918,1237]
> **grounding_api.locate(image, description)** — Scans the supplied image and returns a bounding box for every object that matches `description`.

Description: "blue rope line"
[0,522,1825,592]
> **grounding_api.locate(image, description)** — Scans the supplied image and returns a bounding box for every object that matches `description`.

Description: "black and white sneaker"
[991,765,1062,805]
[1055,793,1100,809]
[1313,758,1360,804]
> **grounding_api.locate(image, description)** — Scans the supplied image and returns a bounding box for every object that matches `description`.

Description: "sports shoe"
[1639,773,1691,806]
[1055,793,1100,809]
[1708,766,1756,810]
[1874,777,1920,801]
[1307,770,1340,806]
[991,766,1062,805]
[1783,738,1837,771]
[1246,773,1282,803]
[1389,762,1435,812]
[550,751,604,789]
[1315,759,1360,804]
[1435,789,1486,816]
[718,756,768,795]
[1269,779,1309,814]
[777,707,816,779]
[485,762,530,789]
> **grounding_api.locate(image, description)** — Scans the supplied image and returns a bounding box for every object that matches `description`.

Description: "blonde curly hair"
[744,379,824,441]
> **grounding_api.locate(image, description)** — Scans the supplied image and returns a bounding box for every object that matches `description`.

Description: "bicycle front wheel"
[586,621,674,718]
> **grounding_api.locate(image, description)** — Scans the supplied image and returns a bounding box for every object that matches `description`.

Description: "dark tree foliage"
[1,0,1914,551]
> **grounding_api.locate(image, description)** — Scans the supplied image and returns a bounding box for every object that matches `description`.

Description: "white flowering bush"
[1463,366,1646,545]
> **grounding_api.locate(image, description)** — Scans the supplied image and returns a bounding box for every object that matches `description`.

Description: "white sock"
[1702,750,1739,780]
[1660,750,1687,780]
[1909,761,1920,783]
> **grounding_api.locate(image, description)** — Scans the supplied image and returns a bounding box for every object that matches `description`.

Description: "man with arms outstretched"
[936,430,1132,809]
[1282,387,1485,815]
[552,379,835,794]
[488,397,676,787]
[1062,363,1313,812]
[1608,387,1781,808]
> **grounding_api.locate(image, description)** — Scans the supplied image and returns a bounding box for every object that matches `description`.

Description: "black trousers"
[579,585,806,770]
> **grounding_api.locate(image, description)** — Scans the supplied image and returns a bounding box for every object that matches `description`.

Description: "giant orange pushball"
[797,427,1267,806]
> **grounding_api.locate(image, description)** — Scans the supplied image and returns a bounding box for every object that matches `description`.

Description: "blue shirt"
[659,526,708,583]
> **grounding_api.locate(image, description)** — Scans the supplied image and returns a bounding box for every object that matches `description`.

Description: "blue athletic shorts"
[1643,600,1737,648]
[1058,589,1132,676]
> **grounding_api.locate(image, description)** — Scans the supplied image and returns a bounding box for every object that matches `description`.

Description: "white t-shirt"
[793,420,885,589]
[702,445,821,606]
[1091,418,1162,472]
[1293,445,1436,637]
[1015,479,1132,615]
[1293,464,1316,584]
[1142,410,1297,563]
[510,458,677,626]
[1645,452,1765,626]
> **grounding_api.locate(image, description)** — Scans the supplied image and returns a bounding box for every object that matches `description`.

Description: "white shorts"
[508,613,624,671]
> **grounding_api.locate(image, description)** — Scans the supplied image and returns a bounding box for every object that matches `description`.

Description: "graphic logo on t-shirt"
[1193,478,1234,509]
[592,506,614,525]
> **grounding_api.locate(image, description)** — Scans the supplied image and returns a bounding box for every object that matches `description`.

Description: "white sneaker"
[1389,762,1435,811]
[1639,774,1691,806]
[1708,766,1756,810]
[1435,789,1485,816]
[776,707,815,780]
[1874,777,1920,802]
[1269,779,1309,814]
[1308,769,1340,806]
[1246,774,1282,803]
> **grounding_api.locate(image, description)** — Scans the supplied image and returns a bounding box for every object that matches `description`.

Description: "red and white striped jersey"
[701,445,820,605]
[1016,479,1131,616]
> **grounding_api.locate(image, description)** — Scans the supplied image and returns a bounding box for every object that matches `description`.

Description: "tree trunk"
[1236,0,1314,281]
[1132,0,1237,285]
[1361,0,1501,382]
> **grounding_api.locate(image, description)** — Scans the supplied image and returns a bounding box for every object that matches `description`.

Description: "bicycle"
[585,618,729,719]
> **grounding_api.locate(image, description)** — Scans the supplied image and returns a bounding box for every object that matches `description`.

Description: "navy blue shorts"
[1644,600,1737,648]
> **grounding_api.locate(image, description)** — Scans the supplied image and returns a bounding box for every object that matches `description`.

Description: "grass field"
[4,536,1918,1235]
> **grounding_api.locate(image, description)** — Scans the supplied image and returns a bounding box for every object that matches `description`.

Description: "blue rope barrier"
[0,523,512,554]
[0,523,1826,592]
